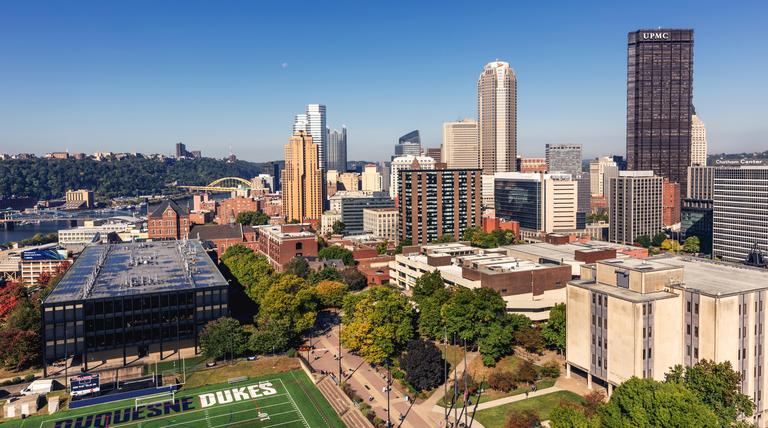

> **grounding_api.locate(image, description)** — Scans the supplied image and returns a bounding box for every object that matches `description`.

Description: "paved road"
[305,317,431,428]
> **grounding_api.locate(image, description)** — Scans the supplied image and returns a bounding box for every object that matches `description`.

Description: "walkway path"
[473,386,562,411]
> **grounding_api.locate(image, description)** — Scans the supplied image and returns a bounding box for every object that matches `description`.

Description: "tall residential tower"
[282,131,323,223]
[327,126,348,172]
[478,61,517,174]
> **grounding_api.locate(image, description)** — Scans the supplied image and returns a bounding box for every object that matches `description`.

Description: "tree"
[514,326,545,354]
[652,231,667,247]
[599,377,718,428]
[236,211,269,226]
[331,220,346,235]
[514,359,537,384]
[221,248,275,303]
[411,270,446,304]
[341,287,415,364]
[542,303,566,353]
[398,339,446,391]
[505,409,540,428]
[432,234,456,244]
[583,390,606,417]
[318,246,355,266]
[683,236,701,253]
[550,406,596,428]
[257,275,317,335]
[199,317,248,360]
[665,360,753,425]
[488,370,517,392]
[314,281,348,308]
[417,296,447,340]
[395,239,412,255]
[634,235,652,248]
[376,241,388,255]
[284,257,310,278]
[307,266,343,284]
[661,239,682,253]
[246,321,291,354]
[340,268,368,290]
[477,321,514,366]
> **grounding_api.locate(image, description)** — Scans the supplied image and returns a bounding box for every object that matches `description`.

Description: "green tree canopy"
[542,303,566,352]
[199,317,248,360]
[341,286,415,364]
[683,236,701,253]
[257,275,318,335]
[314,280,349,308]
[652,232,668,247]
[318,246,355,266]
[634,235,652,248]
[331,220,346,235]
[236,211,269,226]
[284,256,310,278]
[599,377,718,428]
[411,270,446,304]
[665,360,753,425]
[395,238,412,255]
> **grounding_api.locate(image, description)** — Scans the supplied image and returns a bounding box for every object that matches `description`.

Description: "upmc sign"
[642,32,670,40]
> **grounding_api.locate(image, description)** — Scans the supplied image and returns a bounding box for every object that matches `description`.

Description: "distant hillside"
[0,157,267,200]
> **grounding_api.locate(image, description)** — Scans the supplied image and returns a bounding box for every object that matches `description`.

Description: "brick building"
[148,200,190,240]
[253,223,318,271]
[216,197,258,224]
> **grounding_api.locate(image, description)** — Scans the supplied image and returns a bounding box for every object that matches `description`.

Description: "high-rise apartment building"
[361,164,383,192]
[494,172,578,235]
[608,171,663,244]
[627,29,694,189]
[293,105,328,169]
[691,110,707,166]
[712,167,768,264]
[282,131,323,223]
[399,166,482,245]
[478,61,517,174]
[545,144,582,176]
[442,119,479,169]
[589,157,619,197]
[389,155,435,198]
[327,126,348,172]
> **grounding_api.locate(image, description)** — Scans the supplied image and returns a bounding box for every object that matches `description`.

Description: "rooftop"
[255,223,315,240]
[504,242,640,263]
[664,256,768,297]
[190,224,243,241]
[44,240,227,304]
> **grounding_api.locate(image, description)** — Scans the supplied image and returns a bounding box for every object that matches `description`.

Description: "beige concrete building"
[442,119,479,169]
[282,131,323,223]
[566,255,768,426]
[687,165,714,199]
[361,164,383,192]
[390,243,570,320]
[320,210,342,236]
[389,155,435,198]
[363,207,398,243]
[65,189,94,209]
[589,157,618,197]
[691,113,708,166]
[478,61,517,174]
[608,171,662,244]
[339,172,360,192]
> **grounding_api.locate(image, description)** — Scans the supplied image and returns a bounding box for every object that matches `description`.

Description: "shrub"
[505,409,540,428]
[287,348,298,358]
[514,360,537,384]
[482,354,497,367]
[488,370,517,392]
[24,373,36,382]
[539,360,561,378]
[12,376,21,384]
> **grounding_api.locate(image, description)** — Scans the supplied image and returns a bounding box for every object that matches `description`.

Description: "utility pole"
[443,327,448,425]
[464,339,468,428]
[338,313,343,382]
[453,334,458,426]
[386,360,392,428]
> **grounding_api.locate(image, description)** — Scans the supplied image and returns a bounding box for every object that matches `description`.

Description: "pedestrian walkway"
[473,386,562,411]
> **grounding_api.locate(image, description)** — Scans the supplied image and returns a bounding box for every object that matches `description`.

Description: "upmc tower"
[626,29,694,188]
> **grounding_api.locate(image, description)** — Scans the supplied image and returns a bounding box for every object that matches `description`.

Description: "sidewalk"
[473,385,562,411]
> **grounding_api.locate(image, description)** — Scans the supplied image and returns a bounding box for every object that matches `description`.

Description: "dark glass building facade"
[495,179,540,231]
[681,198,713,255]
[626,29,694,189]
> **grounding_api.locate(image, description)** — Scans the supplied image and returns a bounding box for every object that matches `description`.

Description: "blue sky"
[0,1,766,162]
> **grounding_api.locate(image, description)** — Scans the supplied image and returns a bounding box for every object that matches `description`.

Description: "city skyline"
[1,1,766,162]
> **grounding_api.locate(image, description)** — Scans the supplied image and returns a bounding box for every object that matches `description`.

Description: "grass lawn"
[3,369,341,428]
[473,390,585,428]
[183,356,300,389]
[438,378,556,407]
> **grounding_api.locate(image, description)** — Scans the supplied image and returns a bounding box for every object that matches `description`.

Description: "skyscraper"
[394,130,422,159]
[712,167,768,264]
[691,110,707,166]
[442,119,479,169]
[608,171,663,245]
[293,105,328,169]
[327,126,348,172]
[545,144,582,176]
[626,29,694,189]
[478,61,517,174]
[282,131,323,223]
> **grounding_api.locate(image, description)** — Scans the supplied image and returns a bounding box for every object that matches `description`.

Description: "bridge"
[176,177,253,192]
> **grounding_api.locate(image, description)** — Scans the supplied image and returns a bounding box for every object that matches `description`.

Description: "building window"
[687,345,691,356]
[687,324,691,335]
[687,301,691,312]
[295,242,303,250]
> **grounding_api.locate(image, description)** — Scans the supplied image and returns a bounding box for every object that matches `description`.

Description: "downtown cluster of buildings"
[17,26,768,426]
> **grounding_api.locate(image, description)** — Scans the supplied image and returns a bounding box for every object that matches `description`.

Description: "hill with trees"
[0,157,266,199]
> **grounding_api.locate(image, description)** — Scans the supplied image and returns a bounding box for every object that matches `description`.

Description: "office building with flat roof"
[41,240,228,374]
[608,171,663,244]
[565,255,768,426]
[545,144,582,176]
[494,172,578,236]
[442,119,479,169]
[713,167,768,264]
[626,29,694,189]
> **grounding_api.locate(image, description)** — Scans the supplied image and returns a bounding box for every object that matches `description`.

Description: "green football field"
[7,370,343,428]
